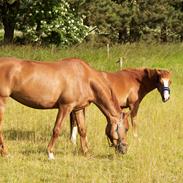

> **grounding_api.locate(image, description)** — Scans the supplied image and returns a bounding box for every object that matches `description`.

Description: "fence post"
[116,57,123,70]
[107,44,110,59]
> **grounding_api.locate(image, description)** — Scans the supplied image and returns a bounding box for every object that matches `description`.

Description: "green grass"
[0,43,183,183]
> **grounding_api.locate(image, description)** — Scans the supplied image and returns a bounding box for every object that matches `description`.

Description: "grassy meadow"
[0,43,183,183]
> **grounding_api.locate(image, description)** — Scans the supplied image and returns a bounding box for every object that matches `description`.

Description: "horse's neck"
[92,74,121,121]
[139,69,157,98]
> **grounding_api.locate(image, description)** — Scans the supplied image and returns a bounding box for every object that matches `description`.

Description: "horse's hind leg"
[70,112,78,145]
[70,109,86,145]
[131,116,138,138]
[74,110,88,154]
[47,105,72,160]
[0,97,7,156]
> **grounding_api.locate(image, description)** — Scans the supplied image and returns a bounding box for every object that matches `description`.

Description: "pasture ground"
[0,43,183,183]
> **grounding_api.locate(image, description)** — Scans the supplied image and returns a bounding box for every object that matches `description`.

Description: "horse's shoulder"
[0,57,23,70]
[58,58,93,72]
[61,58,89,66]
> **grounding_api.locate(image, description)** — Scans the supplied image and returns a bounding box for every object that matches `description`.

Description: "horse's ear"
[156,69,161,75]
[144,68,152,78]
[155,69,162,82]
[155,69,161,78]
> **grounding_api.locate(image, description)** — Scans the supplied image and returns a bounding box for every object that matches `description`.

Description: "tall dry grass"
[0,43,183,183]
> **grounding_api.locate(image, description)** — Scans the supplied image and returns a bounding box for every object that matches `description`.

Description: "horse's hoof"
[83,149,89,156]
[133,133,138,138]
[0,149,8,157]
[71,138,77,145]
[137,137,141,143]
[48,152,55,160]
[71,126,78,145]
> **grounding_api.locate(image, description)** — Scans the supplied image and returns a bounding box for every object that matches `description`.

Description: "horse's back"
[0,57,97,109]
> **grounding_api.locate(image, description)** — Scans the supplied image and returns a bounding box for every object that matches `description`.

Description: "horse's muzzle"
[162,87,170,102]
[162,96,170,103]
[116,143,128,154]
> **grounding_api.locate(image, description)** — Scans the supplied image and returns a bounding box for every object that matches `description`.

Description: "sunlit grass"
[0,43,183,183]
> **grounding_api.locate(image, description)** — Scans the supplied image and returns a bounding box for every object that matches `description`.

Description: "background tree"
[70,0,183,44]
[170,0,183,41]
[0,0,88,46]
[69,0,124,44]
[16,0,88,46]
[1,0,183,45]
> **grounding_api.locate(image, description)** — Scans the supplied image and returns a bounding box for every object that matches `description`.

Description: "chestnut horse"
[0,57,127,159]
[70,68,171,144]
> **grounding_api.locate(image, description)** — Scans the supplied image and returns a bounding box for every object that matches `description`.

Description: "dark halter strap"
[106,124,127,148]
[116,117,127,146]
[163,86,170,94]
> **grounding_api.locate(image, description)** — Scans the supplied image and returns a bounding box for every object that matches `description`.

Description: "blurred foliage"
[69,0,183,44]
[0,0,183,45]
[0,0,88,45]
[16,0,88,46]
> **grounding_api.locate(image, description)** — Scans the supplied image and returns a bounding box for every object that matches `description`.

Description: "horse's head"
[156,69,171,102]
[105,113,128,154]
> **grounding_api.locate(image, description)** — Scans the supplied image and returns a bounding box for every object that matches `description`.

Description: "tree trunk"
[3,20,16,44]
[129,18,141,42]
[118,27,128,43]
[1,0,20,44]
[160,23,167,42]
[180,33,183,42]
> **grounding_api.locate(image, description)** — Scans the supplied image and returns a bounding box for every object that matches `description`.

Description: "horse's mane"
[119,67,170,79]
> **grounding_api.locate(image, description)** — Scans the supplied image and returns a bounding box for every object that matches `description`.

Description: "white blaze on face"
[162,79,170,101]
[71,126,78,145]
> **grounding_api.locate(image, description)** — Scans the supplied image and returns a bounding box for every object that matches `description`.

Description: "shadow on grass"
[4,129,36,141]
[93,154,116,160]
[72,149,116,160]
[21,146,46,157]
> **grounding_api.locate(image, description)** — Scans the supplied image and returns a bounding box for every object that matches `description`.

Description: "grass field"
[0,43,183,183]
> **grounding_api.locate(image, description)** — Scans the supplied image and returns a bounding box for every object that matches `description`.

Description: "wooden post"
[51,44,55,55]
[116,57,123,70]
[107,44,110,59]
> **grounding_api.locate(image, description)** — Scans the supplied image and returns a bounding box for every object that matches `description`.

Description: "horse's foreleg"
[123,112,130,132]
[130,105,139,138]
[47,105,72,160]
[74,110,88,154]
[0,109,7,156]
[0,97,7,156]
[131,116,138,138]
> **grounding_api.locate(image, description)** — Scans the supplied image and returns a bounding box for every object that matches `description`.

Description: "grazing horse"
[0,57,128,159]
[70,68,171,144]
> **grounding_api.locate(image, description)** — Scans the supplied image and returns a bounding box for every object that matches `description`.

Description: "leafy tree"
[1,0,183,45]
[170,0,183,41]
[16,0,88,46]
[0,0,88,46]
[70,0,125,44]
[71,0,183,44]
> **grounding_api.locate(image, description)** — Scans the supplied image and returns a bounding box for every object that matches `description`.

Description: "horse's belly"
[10,92,58,109]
